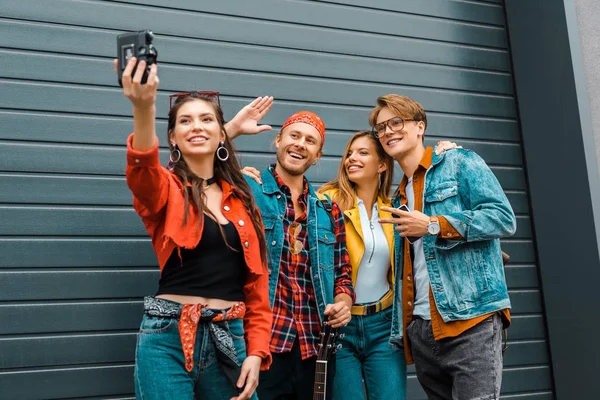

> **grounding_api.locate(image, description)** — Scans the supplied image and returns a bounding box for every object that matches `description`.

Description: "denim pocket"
[425,182,460,214]
[226,319,247,365]
[317,229,336,271]
[382,306,394,322]
[226,319,245,341]
[139,314,176,334]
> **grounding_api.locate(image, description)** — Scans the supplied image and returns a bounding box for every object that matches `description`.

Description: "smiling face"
[344,136,386,186]
[275,122,323,176]
[168,99,224,161]
[375,106,425,160]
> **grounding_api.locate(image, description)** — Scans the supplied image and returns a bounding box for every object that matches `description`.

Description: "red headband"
[281,111,326,145]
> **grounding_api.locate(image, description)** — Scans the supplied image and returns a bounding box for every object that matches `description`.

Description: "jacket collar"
[430,145,446,167]
[261,164,317,199]
[260,166,281,195]
[220,179,238,202]
[396,146,435,198]
[344,195,391,223]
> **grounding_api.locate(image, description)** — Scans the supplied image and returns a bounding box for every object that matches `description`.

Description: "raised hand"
[113,57,159,151]
[114,57,159,109]
[227,96,274,139]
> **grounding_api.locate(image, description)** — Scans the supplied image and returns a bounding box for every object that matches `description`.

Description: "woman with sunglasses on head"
[115,57,273,400]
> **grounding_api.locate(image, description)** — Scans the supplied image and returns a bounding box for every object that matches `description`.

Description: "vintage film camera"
[117,30,158,87]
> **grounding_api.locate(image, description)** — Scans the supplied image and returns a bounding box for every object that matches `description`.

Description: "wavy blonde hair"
[319,130,394,211]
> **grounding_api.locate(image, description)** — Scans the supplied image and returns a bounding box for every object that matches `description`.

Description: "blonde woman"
[318,131,457,400]
[318,130,404,400]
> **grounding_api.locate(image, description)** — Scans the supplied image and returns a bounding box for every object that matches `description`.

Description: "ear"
[168,130,176,146]
[377,162,387,174]
[416,121,425,138]
[275,132,282,149]
[316,148,323,160]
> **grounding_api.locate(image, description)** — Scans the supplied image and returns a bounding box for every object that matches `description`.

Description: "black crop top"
[156,216,247,301]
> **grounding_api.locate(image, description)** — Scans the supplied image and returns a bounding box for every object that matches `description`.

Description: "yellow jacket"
[320,188,395,288]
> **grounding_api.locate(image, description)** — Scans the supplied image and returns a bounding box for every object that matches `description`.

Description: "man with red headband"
[232,111,355,399]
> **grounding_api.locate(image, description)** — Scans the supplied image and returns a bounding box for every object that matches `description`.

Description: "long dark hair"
[319,130,394,211]
[167,93,267,264]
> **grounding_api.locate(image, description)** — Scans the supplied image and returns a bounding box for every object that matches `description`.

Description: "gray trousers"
[407,313,503,400]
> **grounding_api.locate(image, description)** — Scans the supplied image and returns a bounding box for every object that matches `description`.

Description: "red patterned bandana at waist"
[143,296,246,386]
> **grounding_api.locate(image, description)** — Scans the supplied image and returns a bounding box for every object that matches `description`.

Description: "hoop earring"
[170,147,181,163]
[216,142,229,162]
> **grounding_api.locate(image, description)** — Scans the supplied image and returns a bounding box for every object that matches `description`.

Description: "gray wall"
[0,0,551,398]
[575,0,600,174]
[504,0,600,397]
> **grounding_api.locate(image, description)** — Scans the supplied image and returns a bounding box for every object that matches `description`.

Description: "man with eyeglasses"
[371,94,516,399]
[231,111,355,400]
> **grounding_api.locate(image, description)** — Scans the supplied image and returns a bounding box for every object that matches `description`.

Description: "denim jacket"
[389,148,516,348]
[244,168,338,323]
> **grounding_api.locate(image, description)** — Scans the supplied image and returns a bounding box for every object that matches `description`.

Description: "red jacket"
[125,134,272,369]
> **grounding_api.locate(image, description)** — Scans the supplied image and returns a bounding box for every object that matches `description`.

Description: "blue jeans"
[333,306,407,400]
[134,314,257,400]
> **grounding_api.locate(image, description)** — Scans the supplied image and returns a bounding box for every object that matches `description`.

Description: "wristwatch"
[427,216,441,236]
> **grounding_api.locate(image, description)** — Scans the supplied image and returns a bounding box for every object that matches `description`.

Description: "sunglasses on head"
[169,91,221,109]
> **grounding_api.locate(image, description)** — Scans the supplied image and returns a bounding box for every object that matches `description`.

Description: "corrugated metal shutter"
[0,0,552,398]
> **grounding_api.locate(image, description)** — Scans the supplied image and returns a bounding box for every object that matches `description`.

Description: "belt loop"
[502,328,508,355]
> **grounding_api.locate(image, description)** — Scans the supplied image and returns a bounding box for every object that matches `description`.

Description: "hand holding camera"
[114,30,159,109]
[117,30,157,87]
[115,57,159,109]
[114,30,160,151]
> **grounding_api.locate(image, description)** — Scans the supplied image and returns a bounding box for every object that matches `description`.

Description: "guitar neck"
[313,360,328,400]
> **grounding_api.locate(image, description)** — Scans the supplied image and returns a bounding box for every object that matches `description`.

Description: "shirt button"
[224,206,230,211]
[446,232,452,237]
[407,276,411,281]
[276,194,281,199]
[244,241,249,248]
[407,301,412,307]
[271,240,277,246]
[135,159,139,163]
[238,220,245,226]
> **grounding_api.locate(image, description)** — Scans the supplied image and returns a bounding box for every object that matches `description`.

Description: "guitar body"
[313,323,341,400]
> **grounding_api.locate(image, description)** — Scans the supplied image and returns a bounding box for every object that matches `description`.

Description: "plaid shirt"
[269,166,354,359]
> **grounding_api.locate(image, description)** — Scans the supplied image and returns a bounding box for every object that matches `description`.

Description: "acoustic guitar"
[313,323,341,400]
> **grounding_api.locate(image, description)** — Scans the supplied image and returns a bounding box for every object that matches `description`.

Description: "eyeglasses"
[372,117,415,138]
[289,222,304,256]
[169,91,221,109]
